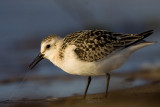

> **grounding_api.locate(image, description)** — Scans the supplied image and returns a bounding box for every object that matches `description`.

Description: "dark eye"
[46,44,50,49]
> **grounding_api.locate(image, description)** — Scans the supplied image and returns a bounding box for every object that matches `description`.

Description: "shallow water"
[0,75,151,101]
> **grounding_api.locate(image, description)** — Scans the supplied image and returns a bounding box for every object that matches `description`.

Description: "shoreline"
[1,82,160,107]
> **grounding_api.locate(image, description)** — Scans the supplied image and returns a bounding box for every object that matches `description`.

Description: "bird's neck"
[49,39,64,68]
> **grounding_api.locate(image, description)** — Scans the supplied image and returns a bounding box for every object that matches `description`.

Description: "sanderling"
[29,29,155,98]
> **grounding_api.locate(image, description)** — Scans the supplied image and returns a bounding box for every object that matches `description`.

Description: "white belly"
[57,46,130,76]
[51,42,154,76]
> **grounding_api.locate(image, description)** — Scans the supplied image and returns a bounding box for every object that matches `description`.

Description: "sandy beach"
[1,68,160,107]
[0,81,159,107]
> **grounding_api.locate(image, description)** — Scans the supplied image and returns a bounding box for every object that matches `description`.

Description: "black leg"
[83,76,91,98]
[105,73,110,97]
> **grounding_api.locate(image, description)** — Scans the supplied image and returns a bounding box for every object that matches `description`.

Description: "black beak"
[29,53,44,70]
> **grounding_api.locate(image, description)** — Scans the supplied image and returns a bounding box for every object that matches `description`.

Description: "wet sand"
[1,81,160,107]
[0,68,160,107]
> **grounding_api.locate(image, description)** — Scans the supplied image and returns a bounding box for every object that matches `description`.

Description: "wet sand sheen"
[1,82,160,107]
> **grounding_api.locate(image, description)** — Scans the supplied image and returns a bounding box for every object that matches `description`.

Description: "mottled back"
[60,30,153,62]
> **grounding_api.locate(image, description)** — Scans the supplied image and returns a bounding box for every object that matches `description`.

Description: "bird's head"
[29,35,61,69]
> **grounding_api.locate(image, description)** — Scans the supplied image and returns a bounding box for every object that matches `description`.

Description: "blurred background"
[0,0,160,101]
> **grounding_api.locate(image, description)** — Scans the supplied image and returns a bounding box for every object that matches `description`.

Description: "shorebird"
[29,29,155,98]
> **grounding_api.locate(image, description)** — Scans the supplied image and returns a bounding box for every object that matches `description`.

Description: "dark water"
[0,0,160,100]
[0,76,150,100]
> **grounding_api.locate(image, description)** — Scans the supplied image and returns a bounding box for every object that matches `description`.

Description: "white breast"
[51,42,155,76]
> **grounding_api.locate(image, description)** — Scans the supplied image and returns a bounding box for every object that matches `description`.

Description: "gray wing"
[62,30,153,62]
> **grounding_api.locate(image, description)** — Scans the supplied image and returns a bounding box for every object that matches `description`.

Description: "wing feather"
[61,30,153,61]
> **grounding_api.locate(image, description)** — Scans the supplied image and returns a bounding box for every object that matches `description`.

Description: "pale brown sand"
[1,68,160,107]
[1,81,158,107]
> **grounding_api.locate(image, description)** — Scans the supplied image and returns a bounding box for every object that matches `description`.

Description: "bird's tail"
[126,30,156,53]
[124,30,154,48]
[127,41,156,54]
[137,30,154,39]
